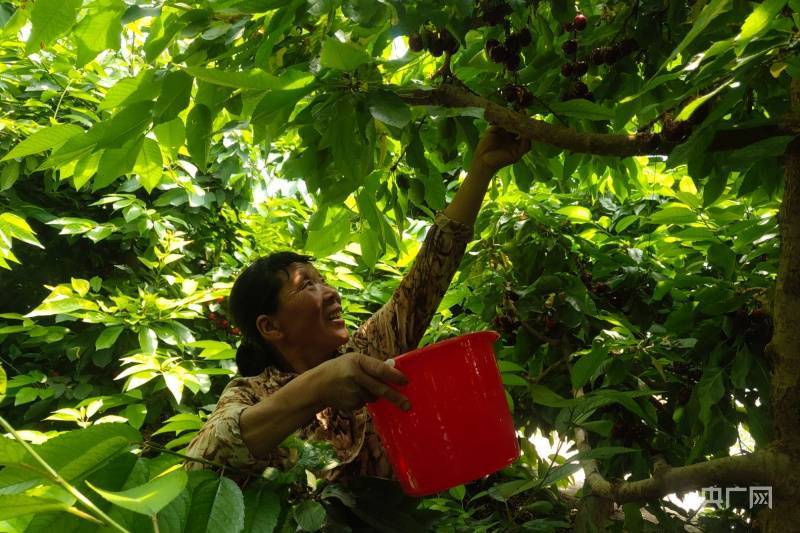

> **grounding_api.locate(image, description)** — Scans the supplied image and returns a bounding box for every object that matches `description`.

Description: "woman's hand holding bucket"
[311,352,411,412]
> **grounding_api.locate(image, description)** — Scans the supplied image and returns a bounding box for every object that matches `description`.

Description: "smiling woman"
[182,127,530,482]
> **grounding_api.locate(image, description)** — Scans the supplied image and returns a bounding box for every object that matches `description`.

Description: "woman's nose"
[322,284,340,304]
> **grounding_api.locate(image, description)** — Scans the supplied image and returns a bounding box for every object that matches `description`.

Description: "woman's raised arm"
[349,126,529,359]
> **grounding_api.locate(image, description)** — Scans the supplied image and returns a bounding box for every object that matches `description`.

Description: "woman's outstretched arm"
[350,126,529,359]
[443,126,530,226]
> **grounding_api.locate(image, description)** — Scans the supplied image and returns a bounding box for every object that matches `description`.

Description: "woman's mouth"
[326,308,345,326]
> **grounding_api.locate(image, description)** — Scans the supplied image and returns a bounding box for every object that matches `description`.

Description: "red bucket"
[367,331,519,496]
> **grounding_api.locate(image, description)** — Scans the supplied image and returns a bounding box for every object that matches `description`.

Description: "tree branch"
[573,421,785,503]
[396,84,797,157]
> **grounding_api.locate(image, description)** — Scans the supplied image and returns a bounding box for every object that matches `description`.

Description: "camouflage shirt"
[183,212,473,482]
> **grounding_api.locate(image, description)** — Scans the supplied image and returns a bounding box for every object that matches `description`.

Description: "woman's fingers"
[357,354,408,386]
[354,370,411,411]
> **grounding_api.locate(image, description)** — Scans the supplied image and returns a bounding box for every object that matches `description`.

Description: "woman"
[183,127,529,482]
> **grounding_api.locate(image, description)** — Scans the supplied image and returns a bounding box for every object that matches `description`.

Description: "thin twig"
[389,116,428,173]
[140,441,258,478]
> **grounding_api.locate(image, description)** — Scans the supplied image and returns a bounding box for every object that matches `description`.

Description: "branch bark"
[573,424,784,504]
[397,84,797,157]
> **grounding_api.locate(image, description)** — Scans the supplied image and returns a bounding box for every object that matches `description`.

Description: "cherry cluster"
[500,83,534,107]
[409,27,459,57]
[611,418,653,447]
[485,27,532,72]
[204,297,241,336]
[492,313,520,335]
[590,37,639,66]
[560,13,591,101]
[580,271,609,295]
[671,361,702,383]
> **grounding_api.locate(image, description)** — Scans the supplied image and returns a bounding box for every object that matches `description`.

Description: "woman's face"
[269,262,348,370]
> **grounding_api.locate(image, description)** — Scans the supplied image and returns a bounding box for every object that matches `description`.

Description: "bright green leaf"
[88,468,187,515]
[320,38,371,71]
[1,124,83,162]
[26,0,82,54]
[556,206,592,222]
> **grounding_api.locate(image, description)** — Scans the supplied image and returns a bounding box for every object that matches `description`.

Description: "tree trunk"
[761,79,800,533]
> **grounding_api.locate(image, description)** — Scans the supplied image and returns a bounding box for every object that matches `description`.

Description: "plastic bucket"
[367,331,519,496]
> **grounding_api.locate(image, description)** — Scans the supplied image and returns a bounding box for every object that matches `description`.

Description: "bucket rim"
[394,330,501,362]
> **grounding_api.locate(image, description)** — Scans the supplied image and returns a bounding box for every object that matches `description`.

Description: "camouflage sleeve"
[182,377,272,472]
[349,211,473,360]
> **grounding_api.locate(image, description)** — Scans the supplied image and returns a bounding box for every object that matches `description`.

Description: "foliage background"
[0,0,797,531]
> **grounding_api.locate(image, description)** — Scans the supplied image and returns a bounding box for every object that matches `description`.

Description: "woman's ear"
[256,314,284,343]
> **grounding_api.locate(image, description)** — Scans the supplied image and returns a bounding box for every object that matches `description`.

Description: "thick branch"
[397,85,796,157]
[574,424,784,503]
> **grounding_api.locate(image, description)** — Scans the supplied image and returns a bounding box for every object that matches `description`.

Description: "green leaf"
[96,326,125,350]
[728,136,794,163]
[530,385,576,408]
[186,477,245,533]
[707,242,736,279]
[98,102,154,148]
[675,80,733,122]
[72,151,102,190]
[735,0,787,54]
[188,340,235,360]
[0,365,5,402]
[98,69,161,111]
[294,500,326,532]
[0,160,20,191]
[0,424,141,491]
[660,0,732,69]
[88,468,187,515]
[186,104,213,172]
[94,136,144,190]
[549,100,614,121]
[1,124,83,162]
[703,170,728,208]
[330,100,366,184]
[698,367,726,427]
[730,345,752,389]
[143,12,185,62]
[649,205,697,225]
[14,386,39,406]
[251,86,315,144]
[0,487,75,519]
[571,347,607,390]
[26,0,83,54]
[556,205,592,222]
[154,117,185,150]
[72,0,125,67]
[320,38,371,71]
[367,91,411,128]
[154,70,194,124]
[0,435,27,465]
[305,209,352,258]
[243,485,281,533]
[183,66,282,90]
[139,327,158,354]
[615,214,639,232]
[622,503,644,533]
[568,446,637,462]
[134,138,164,193]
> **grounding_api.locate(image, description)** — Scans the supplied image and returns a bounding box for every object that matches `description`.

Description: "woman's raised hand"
[311,352,411,412]
[471,125,531,174]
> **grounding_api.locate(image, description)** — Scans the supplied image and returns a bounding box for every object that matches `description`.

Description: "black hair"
[229,251,314,377]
